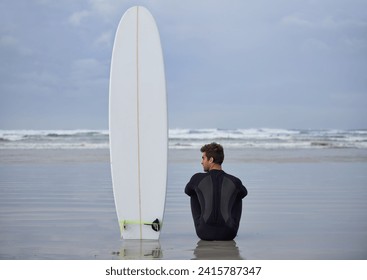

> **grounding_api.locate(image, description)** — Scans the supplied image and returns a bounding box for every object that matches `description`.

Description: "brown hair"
[200,142,224,165]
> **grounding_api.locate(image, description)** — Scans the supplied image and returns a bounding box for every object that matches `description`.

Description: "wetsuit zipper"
[213,182,218,223]
[212,171,221,224]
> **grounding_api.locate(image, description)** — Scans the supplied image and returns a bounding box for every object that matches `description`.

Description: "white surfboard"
[109,6,167,240]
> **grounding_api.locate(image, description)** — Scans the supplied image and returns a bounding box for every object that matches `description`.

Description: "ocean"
[0,128,367,260]
[1,128,367,150]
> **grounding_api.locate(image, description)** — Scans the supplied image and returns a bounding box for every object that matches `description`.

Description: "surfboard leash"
[120,218,162,232]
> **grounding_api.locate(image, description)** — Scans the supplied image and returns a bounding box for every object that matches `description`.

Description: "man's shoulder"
[190,172,209,181]
[188,172,211,186]
[185,172,209,195]
[223,171,247,197]
[222,172,242,184]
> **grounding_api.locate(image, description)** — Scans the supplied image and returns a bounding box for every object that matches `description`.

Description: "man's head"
[200,142,224,172]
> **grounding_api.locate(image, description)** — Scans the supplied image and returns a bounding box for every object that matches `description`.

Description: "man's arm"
[185,174,197,196]
[238,179,248,198]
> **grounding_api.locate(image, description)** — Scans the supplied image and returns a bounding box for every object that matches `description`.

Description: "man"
[185,143,248,241]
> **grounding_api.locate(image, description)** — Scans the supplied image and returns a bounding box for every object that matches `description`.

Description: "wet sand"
[0,148,366,259]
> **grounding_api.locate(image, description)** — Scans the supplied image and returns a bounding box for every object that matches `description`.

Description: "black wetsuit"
[185,170,248,241]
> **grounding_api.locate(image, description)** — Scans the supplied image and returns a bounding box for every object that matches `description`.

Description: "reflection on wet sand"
[113,240,162,259]
[192,240,244,260]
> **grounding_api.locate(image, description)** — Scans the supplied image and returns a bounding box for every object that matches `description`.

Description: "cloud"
[67,0,130,26]
[301,38,330,52]
[71,58,105,80]
[89,0,119,18]
[1,0,366,129]
[0,35,32,56]
[0,35,17,47]
[281,15,313,28]
[282,13,367,30]
[67,58,109,100]
[68,10,91,26]
[321,17,367,29]
[93,31,113,49]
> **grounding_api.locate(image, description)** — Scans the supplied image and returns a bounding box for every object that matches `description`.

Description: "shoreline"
[1,147,367,164]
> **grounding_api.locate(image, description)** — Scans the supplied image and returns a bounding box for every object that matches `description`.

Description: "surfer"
[185,143,248,241]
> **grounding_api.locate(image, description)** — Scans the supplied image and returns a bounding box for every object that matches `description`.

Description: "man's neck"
[209,164,222,171]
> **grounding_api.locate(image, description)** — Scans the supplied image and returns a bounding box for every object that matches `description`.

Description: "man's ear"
[209,157,214,163]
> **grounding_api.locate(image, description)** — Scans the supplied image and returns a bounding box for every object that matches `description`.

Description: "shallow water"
[0,148,366,259]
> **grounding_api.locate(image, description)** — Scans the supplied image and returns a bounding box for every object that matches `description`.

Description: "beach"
[1,146,366,260]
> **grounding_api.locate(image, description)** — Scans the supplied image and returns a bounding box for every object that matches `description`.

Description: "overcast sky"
[1,0,366,130]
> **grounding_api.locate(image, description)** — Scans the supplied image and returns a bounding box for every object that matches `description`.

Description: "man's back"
[185,169,247,241]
